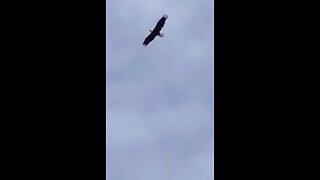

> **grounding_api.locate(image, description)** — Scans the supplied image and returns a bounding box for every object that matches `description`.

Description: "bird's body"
[143,14,168,46]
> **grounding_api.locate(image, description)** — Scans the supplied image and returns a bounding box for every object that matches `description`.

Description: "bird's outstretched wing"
[153,15,168,33]
[143,32,157,46]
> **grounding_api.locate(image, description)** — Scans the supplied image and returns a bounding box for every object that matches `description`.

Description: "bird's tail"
[159,33,164,38]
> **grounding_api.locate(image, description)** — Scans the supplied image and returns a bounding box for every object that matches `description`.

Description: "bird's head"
[163,14,168,19]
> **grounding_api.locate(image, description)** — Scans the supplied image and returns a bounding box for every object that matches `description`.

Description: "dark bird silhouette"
[143,14,168,46]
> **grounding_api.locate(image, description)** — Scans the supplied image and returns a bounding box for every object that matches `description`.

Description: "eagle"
[143,14,168,46]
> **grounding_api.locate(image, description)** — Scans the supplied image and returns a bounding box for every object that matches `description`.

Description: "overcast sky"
[107,0,213,179]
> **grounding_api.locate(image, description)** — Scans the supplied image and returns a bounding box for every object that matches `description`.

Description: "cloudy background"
[107,0,213,179]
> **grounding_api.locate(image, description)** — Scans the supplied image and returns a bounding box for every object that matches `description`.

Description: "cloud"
[107,0,213,179]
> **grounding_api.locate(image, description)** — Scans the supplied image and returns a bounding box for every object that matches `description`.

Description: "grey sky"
[107,0,213,179]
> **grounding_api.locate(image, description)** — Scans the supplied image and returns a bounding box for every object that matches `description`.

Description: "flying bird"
[143,14,168,46]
